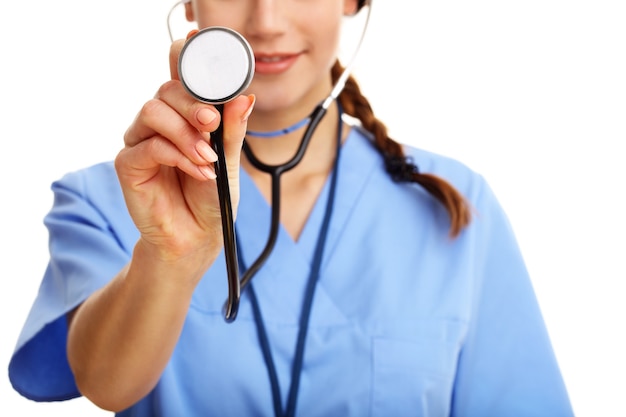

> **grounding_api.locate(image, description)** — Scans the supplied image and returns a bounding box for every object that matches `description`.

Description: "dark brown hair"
[332,62,472,237]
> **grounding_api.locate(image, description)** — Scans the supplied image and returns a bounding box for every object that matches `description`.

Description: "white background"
[1,0,624,416]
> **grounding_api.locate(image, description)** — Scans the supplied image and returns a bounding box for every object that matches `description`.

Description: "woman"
[9,0,574,415]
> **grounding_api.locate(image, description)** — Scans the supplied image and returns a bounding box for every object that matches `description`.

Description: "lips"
[254,53,300,75]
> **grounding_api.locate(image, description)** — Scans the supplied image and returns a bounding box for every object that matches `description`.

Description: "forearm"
[67,239,220,411]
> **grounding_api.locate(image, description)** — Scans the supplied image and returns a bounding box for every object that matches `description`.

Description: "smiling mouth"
[255,54,296,64]
[253,53,300,74]
[256,55,286,63]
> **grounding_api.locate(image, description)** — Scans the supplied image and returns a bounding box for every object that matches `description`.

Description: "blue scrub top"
[9,126,574,416]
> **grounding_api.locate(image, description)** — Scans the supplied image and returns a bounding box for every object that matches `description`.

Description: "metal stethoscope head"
[166,0,373,322]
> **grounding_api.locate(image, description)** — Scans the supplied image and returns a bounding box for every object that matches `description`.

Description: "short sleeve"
[451,181,574,416]
[8,164,135,401]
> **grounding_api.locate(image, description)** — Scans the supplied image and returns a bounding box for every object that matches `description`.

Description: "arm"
[66,39,255,412]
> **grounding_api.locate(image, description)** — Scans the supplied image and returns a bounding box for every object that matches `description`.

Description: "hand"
[115,38,255,263]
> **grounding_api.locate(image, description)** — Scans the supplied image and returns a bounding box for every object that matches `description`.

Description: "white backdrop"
[1,0,624,416]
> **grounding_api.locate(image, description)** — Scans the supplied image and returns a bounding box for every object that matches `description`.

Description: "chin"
[248,87,297,111]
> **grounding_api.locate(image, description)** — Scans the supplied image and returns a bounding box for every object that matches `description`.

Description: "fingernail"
[197,108,217,125]
[241,94,256,122]
[199,165,216,180]
[186,29,199,40]
[196,140,218,163]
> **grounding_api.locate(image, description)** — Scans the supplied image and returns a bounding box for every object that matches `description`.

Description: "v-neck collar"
[234,127,380,324]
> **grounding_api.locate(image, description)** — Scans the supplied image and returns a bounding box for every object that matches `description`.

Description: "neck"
[242,102,342,171]
[241,102,345,241]
[246,116,310,138]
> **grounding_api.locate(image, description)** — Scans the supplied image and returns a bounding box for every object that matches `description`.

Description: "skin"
[188,0,358,237]
[66,0,358,412]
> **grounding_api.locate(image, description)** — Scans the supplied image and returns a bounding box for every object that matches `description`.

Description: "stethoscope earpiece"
[178,27,255,104]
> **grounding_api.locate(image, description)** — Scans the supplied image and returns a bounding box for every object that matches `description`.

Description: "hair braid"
[332,61,472,237]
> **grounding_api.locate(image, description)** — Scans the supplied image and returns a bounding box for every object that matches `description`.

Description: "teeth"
[259,56,283,62]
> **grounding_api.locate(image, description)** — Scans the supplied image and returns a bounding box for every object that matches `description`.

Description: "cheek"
[193,6,243,30]
[314,21,344,68]
[299,8,344,49]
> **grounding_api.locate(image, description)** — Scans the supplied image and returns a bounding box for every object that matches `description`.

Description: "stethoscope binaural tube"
[234,104,329,292]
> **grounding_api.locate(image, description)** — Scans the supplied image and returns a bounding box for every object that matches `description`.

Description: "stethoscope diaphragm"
[179,27,254,104]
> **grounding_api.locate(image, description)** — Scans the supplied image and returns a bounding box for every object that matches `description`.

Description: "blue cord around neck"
[246,116,310,138]
[237,106,343,417]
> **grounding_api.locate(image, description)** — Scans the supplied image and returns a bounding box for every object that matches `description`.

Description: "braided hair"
[332,62,472,237]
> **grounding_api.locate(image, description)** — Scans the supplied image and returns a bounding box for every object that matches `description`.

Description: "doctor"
[9,0,574,416]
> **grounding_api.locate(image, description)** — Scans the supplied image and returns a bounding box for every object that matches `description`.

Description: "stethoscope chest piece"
[177,26,255,321]
[179,27,254,104]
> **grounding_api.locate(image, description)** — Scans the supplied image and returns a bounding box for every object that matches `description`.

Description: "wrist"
[130,237,222,289]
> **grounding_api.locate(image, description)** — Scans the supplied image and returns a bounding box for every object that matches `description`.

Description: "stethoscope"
[167,0,372,323]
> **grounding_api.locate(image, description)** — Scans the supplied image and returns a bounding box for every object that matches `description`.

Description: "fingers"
[125,80,220,141]
[116,134,216,185]
[121,92,254,184]
[123,78,225,174]
[221,94,256,164]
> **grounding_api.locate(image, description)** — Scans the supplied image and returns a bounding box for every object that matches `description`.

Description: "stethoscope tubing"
[221,104,328,321]
[167,0,373,322]
[210,104,241,321]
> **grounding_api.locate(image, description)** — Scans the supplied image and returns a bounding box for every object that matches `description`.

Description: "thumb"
[222,94,256,168]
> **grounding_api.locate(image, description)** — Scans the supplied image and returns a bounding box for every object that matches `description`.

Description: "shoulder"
[50,161,121,203]
[349,124,492,207]
[405,145,486,199]
[47,161,129,227]
[53,161,117,189]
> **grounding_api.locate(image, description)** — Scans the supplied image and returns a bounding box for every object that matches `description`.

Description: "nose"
[247,0,287,38]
